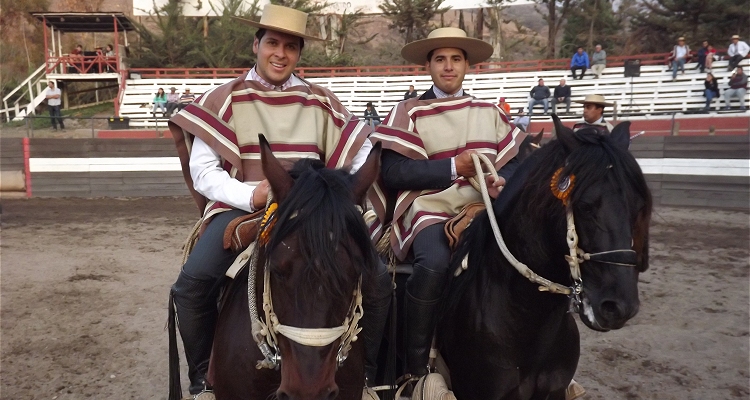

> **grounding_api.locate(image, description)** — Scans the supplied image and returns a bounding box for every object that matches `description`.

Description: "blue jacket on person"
[571,52,590,68]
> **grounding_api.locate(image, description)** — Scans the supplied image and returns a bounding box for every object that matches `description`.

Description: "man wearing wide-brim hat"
[167,4,391,398]
[572,94,615,133]
[670,36,690,80]
[369,27,525,377]
[727,34,749,72]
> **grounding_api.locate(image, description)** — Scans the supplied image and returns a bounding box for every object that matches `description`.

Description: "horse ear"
[532,128,544,146]
[609,121,631,151]
[350,141,382,203]
[552,114,578,153]
[259,134,294,203]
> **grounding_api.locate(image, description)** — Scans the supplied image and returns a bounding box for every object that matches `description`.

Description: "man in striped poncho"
[368,27,525,377]
[168,5,391,398]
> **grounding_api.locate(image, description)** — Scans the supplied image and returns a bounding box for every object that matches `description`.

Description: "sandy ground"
[1,198,748,399]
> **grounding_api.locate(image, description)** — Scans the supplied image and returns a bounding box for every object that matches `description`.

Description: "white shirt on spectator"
[674,45,688,59]
[728,41,750,58]
[46,87,62,106]
[189,68,372,212]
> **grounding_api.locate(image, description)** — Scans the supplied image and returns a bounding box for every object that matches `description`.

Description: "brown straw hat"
[573,94,613,107]
[233,4,323,41]
[731,34,740,40]
[401,27,493,65]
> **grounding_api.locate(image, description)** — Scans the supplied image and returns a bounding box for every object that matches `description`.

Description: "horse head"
[551,115,652,331]
[258,135,381,400]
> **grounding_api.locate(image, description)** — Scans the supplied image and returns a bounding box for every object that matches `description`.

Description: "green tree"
[129,0,205,68]
[629,0,749,53]
[198,0,262,68]
[379,0,451,44]
[535,0,576,58]
[561,0,623,55]
[0,0,49,98]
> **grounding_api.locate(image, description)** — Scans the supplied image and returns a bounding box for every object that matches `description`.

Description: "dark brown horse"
[438,115,652,399]
[201,136,381,400]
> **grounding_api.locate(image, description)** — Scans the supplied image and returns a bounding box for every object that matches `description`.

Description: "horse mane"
[264,159,378,299]
[447,127,652,308]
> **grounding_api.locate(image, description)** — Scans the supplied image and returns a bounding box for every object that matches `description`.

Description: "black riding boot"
[362,264,393,385]
[172,270,220,395]
[404,288,440,376]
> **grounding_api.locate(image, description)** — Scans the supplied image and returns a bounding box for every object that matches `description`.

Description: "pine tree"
[629,0,749,53]
[535,0,576,58]
[379,0,451,44]
[561,0,623,56]
[129,0,205,68]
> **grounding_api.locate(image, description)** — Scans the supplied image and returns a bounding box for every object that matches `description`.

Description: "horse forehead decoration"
[550,167,576,206]
[258,203,278,245]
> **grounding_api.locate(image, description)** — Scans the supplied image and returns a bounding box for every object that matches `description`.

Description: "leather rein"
[467,153,637,310]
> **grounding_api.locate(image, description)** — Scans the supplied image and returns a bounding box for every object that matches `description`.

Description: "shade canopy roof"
[30,12,136,33]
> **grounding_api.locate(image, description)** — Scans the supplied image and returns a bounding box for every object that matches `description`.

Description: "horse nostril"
[277,390,291,400]
[326,386,340,400]
[600,299,623,320]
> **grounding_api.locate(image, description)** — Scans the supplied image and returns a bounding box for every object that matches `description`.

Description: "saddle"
[221,210,264,253]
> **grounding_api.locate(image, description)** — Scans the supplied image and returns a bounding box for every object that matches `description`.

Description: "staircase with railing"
[2,64,48,122]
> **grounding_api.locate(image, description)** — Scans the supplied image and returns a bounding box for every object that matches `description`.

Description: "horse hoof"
[566,379,586,400]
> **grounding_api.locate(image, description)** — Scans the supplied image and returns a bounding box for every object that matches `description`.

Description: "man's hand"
[455,150,478,178]
[252,179,270,210]
[486,175,506,199]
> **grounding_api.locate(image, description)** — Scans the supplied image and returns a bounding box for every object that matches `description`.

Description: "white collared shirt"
[190,67,372,212]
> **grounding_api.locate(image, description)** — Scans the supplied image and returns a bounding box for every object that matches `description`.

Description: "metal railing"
[2,64,47,122]
[14,115,172,138]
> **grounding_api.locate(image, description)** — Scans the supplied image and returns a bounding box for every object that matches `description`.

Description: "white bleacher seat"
[119,58,749,128]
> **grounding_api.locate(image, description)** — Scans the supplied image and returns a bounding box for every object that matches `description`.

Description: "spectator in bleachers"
[703,73,719,111]
[573,94,614,133]
[723,66,747,111]
[727,35,749,72]
[105,44,115,57]
[591,44,606,78]
[513,107,530,132]
[551,78,571,114]
[697,41,715,73]
[404,85,418,100]
[528,78,550,116]
[166,87,180,116]
[670,37,690,80]
[364,102,381,127]
[177,88,196,111]
[153,87,168,117]
[570,47,589,80]
[497,97,511,114]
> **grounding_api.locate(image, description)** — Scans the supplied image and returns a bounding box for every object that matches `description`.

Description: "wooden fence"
[1,136,747,209]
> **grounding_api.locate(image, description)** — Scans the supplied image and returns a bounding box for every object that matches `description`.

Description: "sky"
[132,0,532,16]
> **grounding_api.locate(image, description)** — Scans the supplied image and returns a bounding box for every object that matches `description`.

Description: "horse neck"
[481,201,573,321]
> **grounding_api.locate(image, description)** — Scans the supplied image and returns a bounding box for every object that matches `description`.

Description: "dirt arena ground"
[1,198,748,399]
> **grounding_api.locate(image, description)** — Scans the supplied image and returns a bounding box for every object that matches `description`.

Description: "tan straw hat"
[574,94,613,107]
[677,36,685,41]
[401,27,493,65]
[731,34,740,39]
[233,4,323,41]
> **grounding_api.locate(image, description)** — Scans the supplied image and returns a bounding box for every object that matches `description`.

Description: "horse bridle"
[468,153,637,310]
[246,205,364,370]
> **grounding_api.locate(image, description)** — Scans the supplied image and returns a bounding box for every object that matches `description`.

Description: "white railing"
[2,64,48,122]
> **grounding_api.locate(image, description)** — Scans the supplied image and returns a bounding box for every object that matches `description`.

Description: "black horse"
[438,115,652,399]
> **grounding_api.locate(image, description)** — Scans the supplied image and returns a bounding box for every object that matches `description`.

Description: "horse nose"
[276,385,339,400]
[326,386,339,400]
[599,298,636,324]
